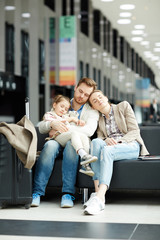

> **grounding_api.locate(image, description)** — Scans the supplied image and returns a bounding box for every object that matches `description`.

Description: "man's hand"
[105,137,118,146]
[50,120,68,133]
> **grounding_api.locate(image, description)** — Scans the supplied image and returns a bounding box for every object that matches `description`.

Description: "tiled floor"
[0,189,160,240]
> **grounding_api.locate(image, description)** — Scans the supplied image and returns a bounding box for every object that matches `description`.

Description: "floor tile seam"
[128,223,139,240]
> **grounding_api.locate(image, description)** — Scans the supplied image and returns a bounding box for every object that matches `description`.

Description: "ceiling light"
[22,13,31,18]
[131,37,143,42]
[134,25,145,29]
[92,48,97,52]
[154,48,160,52]
[126,82,132,87]
[117,19,131,24]
[131,30,144,35]
[120,4,135,10]
[92,54,97,58]
[102,52,107,56]
[143,52,153,58]
[143,51,153,57]
[112,65,117,69]
[155,42,160,47]
[4,6,15,11]
[120,12,132,17]
[140,41,149,46]
[119,75,125,81]
[151,56,159,61]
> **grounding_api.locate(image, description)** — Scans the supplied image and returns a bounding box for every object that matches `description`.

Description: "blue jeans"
[91,138,140,188]
[33,140,79,196]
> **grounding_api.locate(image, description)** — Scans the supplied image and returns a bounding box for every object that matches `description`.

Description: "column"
[0,0,5,71]
[28,0,39,124]
[14,0,21,75]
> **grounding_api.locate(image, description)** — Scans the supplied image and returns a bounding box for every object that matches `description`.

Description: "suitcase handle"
[25,97,30,119]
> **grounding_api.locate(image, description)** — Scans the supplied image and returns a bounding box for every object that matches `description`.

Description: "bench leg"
[82,188,88,203]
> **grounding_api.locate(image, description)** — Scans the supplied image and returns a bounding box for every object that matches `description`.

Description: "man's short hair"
[77,77,97,91]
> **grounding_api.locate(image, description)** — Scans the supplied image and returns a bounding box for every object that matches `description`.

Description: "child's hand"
[77,120,85,126]
[49,129,55,138]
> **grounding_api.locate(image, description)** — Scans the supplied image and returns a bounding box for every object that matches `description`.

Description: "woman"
[84,90,149,215]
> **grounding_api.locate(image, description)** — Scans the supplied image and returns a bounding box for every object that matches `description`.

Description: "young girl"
[43,94,97,177]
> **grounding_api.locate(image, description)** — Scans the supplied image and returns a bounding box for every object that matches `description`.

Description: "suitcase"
[0,97,32,209]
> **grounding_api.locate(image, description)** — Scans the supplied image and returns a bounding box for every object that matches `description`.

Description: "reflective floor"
[0,189,160,240]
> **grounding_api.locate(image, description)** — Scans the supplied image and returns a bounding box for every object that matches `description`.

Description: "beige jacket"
[97,101,149,156]
[0,115,37,169]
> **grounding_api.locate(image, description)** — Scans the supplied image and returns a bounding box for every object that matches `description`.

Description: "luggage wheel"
[25,204,31,209]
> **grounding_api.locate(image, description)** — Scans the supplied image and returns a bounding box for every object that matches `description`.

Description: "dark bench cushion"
[35,126,160,191]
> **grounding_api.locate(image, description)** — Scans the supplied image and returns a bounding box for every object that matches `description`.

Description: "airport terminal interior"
[0,0,160,239]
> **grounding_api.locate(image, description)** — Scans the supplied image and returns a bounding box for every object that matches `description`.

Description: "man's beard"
[74,96,86,105]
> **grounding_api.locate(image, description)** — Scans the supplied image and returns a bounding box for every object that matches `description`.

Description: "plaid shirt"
[103,105,124,141]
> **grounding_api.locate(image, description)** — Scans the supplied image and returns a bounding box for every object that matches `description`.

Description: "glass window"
[131,48,135,71]
[44,0,55,12]
[93,67,96,83]
[113,29,118,58]
[39,40,45,84]
[120,37,124,63]
[107,20,111,53]
[126,42,131,68]
[98,70,101,89]
[70,0,74,15]
[62,0,67,16]
[136,53,139,74]
[80,61,83,79]
[103,17,107,50]
[80,0,89,36]
[93,10,100,45]
[86,63,90,77]
[5,23,14,73]
[21,30,29,78]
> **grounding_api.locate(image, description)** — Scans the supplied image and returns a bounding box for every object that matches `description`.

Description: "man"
[31,77,99,207]
[150,98,159,123]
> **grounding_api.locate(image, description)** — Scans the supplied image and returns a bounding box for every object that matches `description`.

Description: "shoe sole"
[83,204,88,209]
[80,156,98,165]
[61,205,73,208]
[84,208,104,215]
[79,169,94,177]
[31,203,39,207]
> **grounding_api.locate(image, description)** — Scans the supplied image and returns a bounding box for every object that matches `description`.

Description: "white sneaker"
[83,192,97,209]
[79,164,94,177]
[84,196,105,215]
[80,154,98,165]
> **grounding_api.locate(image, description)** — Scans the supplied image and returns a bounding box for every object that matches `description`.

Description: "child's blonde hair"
[52,94,70,107]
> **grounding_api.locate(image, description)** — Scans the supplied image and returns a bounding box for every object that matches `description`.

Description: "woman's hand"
[105,137,118,146]
[50,120,68,133]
